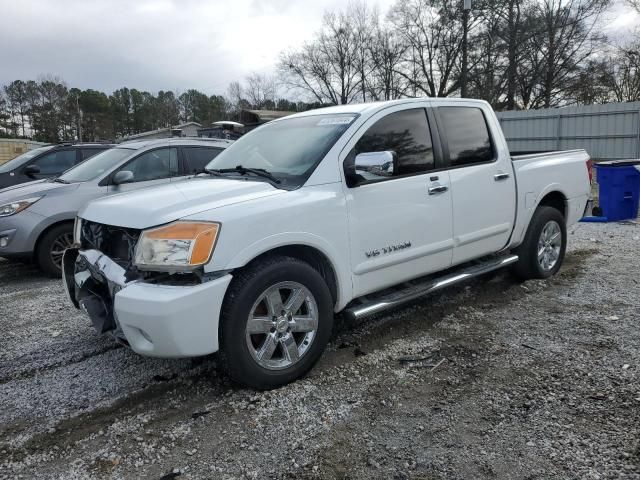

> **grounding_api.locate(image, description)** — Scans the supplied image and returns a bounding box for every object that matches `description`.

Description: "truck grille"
[80,220,141,267]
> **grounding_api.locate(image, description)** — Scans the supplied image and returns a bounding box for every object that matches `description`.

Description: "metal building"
[496,101,640,160]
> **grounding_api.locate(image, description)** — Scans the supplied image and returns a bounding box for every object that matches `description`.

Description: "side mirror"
[23,165,41,177]
[112,170,134,185]
[350,151,397,185]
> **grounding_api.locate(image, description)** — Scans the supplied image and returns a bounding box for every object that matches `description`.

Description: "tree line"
[0,75,319,142]
[1,0,639,143]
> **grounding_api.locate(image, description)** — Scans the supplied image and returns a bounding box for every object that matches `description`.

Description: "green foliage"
[0,79,315,141]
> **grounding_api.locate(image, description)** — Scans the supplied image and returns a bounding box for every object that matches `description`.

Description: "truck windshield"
[206,113,357,188]
[0,146,54,173]
[58,147,134,183]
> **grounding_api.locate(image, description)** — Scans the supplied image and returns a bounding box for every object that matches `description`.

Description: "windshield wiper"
[205,165,281,184]
[53,177,70,184]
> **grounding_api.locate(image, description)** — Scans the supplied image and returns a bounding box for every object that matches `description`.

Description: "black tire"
[219,255,334,390]
[36,223,74,278]
[513,206,566,280]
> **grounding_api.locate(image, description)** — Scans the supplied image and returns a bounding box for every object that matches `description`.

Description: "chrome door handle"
[494,172,510,181]
[428,185,448,195]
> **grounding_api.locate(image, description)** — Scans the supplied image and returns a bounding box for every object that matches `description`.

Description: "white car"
[63,98,591,389]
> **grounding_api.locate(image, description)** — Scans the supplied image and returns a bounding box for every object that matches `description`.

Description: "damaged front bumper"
[62,248,233,358]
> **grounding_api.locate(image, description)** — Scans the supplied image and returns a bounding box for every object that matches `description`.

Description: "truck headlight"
[0,197,42,217]
[134,221,220,271]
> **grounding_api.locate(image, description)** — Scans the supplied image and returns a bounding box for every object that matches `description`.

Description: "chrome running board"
[343,254,519,321]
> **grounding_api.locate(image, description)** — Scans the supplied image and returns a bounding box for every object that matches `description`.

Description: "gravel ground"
[0,221,639,479]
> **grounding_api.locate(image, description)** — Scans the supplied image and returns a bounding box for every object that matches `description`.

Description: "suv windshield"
[58,147,133,183]
[0,146,54,173]
[206,113,356,188]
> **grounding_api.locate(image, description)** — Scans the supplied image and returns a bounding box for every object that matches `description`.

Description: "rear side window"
[353,108,434,176]
[30,149,77,174]
[81,148,106,160]
[439,107,494,166]
[184,147,223,173]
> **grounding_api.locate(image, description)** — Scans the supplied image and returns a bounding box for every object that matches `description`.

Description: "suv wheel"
[219,255,333,389]
[36,223,74,277]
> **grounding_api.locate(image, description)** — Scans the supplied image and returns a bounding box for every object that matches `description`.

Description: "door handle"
[494,172,510,181]
[428,185,448,195]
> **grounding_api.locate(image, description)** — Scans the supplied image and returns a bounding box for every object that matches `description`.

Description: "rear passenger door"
[107,147,179,193]
[182,146,224,177]
[343,105,453,297]
[436,105,516,264]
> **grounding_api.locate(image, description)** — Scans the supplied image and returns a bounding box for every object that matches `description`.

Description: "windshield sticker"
[317,117,355,126]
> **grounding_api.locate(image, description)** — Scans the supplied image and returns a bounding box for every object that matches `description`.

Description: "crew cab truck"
[63,98,591,389]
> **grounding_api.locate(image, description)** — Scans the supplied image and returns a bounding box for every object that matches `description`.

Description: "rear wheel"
[36,223,74,277]
[513,206,566,280]
[219,255,333,389]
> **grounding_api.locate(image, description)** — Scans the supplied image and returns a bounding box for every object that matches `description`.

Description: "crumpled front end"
[62,240,232,358]
[63,248,133,339]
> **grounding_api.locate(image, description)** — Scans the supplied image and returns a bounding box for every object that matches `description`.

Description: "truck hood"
[0,179,77,204]
[79,177,285,229]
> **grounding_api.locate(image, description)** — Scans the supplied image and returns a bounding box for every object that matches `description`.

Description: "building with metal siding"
[496,101,640,160]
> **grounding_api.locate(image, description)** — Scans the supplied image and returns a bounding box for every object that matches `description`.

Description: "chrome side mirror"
[354,151,397,179]
[112,170,134,185]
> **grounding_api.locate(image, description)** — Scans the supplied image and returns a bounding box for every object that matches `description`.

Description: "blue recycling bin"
[595,160,640,221]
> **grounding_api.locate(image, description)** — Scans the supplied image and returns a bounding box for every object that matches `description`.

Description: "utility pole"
[76,95,83,143]
[461,0,471,98]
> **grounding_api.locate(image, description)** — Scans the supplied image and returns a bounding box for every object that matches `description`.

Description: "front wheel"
[36,223,74,277]
[219,255,334,389]
[513,206,566,280]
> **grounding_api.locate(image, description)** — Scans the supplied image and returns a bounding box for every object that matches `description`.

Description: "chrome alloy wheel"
[50,232,74,270]
[537,220,562,271]
[245,281,319,370]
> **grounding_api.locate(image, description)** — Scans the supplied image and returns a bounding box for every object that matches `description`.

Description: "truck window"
[184,147,223,173]
[353,108,434,176]
[439,107,494,167]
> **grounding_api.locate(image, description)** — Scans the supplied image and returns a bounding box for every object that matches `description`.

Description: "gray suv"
[0,138,231,276]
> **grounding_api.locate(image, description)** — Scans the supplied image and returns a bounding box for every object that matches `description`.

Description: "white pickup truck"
[63,98,591,389]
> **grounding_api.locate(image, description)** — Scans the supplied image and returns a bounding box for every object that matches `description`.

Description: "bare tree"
[526,0,610,108]
[389,0,470,97]
[600,44,640,101]
[627,0,640,12]
[367,26,409,100]
[244,73,277,109]
[279,9,364,104]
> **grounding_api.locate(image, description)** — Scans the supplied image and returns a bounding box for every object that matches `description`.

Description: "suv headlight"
[0,197,42,217]
[134,221,220,271]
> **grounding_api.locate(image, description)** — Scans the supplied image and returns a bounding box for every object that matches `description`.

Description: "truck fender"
[514,183,568,246]
[222,232,352,311]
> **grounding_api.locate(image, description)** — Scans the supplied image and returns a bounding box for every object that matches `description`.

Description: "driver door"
[107,147,179,193]
[342,105,454,298]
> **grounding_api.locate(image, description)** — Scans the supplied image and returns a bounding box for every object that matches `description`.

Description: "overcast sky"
[0,0,636,97]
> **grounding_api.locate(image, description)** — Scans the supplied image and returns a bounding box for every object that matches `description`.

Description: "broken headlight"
[134,221,220,271]
[0,197,41,217]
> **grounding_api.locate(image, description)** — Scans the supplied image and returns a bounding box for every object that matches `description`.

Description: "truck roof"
[286,97,490,120]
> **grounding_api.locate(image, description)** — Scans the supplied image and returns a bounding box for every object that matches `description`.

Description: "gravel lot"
[1,221,639,479]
